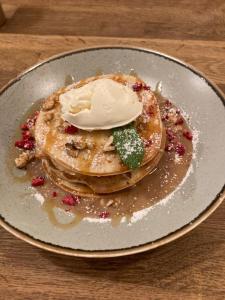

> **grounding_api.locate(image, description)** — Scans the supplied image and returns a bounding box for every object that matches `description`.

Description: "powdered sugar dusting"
[85,121,199,225]
[34,192,45,205]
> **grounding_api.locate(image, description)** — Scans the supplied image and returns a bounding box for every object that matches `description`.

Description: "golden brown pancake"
[42,141,164,196]
[42,128,166,195]
[35,74,163,176]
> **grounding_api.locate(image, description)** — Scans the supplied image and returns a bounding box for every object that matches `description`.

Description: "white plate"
[0,47,224,257]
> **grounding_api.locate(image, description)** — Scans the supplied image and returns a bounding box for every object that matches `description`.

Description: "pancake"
[35,74,163,176]
[42,128,166,195]
[42,136,165,195]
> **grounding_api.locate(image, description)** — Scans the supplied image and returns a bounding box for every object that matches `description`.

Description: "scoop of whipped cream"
[59,78,143,131]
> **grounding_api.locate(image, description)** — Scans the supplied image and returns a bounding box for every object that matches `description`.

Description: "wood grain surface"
[0,1,225,299]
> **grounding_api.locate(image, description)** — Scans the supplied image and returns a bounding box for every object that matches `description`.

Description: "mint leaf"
[112,124,144,169]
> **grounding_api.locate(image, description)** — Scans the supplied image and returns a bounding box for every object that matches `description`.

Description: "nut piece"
[72,137,87,150]
[44,112,53,123]
[106,200,114,207]
[86,140,94,150]
[65,143,79,158]
[15,151,35,168]
[42,95,55,111]
[57,121,68,133]
[103,135,115,152]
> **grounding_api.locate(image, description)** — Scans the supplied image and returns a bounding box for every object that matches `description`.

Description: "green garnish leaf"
[112,124,144,169]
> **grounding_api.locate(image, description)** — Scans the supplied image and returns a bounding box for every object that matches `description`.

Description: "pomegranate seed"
[26,119,35,129]
[144,139,152,147]
[31,176,45,187]
[99,211,110,219]
[52,191,58,197]
[62,194,80,206]
[143,84,150,90]
[21,123,29,131]
[175,143,186,156]
[175,117,184,125]
[166,128,176,142]
[64,125,78,134]
[23,140,35,150]
[165,143,174,152]
[183,130,193,141]
[161,114,169,121]
[22,130,34,141]
[15,140,25,149]
[165,99,172,107]
[26,111,40,129]
[15,138,35,150]
[132,82,142,92]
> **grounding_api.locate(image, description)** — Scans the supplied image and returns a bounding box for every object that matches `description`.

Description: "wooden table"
[0,1,225,299]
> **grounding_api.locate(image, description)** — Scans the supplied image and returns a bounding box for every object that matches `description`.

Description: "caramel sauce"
[45,128,56,154]
[95,69,103,76]
[129,69,138,77]
[42,199,83,229]
[29,100,192,227]
[64,75,75,86]
[11,86,193,229]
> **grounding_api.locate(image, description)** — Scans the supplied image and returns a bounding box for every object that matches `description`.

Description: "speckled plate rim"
[0,46,224,258]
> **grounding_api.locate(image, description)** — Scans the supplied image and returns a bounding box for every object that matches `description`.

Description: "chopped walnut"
[103,135,115,152]
[44,112,53,123]
[86,140,94,150]
[65,142,79,158]
[72,138,87,150]
[42,95,55,111]
[15,151,35,169]
[106,156,113,163]
[106,200,114,207]
[57,121,67,133]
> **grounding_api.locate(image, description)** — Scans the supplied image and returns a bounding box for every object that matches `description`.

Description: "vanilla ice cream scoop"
[59,78,143,131]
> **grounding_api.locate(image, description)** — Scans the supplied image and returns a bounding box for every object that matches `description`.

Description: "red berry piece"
[52,191,58,197]
[22,130,34,141]
[143,84,150,90]
[23,140,35,150]
[144,139,152,147]
[99,211,110,219]
[132,82,143,92]
[175,117,184,125]
[26,111,40,129]
[15,140,25,149]
[62,194,80,206]
[165,99,172,107]
[183,130,193,141]
[175,143,186,156]
[15,139,35,150]
[64,125,78,134]
[21,123,29,131]
[161,114,169,121]
[166,128,176,142]
[31,176,45,187]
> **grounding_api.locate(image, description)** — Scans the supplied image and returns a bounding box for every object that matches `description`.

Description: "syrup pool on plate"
[10,80,194,228]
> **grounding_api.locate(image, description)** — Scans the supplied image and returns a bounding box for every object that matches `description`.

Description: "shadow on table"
[40,221,222,285]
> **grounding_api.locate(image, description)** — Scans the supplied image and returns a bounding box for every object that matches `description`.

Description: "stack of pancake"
[34,74,165,196]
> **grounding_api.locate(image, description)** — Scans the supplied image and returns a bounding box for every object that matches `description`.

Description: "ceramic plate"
[0,47,224,258]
